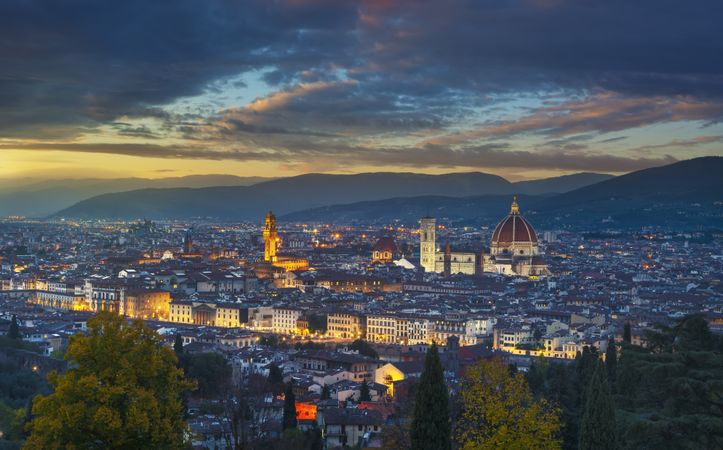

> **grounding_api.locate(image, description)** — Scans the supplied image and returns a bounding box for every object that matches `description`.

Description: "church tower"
[419,216,436,272]
[263,211,280,262]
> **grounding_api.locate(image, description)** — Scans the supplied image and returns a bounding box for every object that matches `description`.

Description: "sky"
[1,0,722,181]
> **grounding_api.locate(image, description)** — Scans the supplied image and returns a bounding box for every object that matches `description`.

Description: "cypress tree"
[321,384,331,400]
[360,380,371,402]
[623,323,631,344]
[605,338,617,386]
[579,360,616,450]
[173,333,183,355]
[410,343,450,450]
[283,383,297,430]
[8,314,21,339]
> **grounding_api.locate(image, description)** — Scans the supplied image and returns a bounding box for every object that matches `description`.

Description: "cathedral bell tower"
[419,216,436,272]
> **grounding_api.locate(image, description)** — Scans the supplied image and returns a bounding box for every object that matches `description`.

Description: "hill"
[51,172,611,221]
[283,157,723,229]
[0,175,272,217]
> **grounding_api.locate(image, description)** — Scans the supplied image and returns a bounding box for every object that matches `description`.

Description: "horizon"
[2,1,722,181]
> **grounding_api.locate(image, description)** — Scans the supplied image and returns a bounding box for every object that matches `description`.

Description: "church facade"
[419,198,549,277]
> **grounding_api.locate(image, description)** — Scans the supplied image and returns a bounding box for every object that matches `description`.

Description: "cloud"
[0,140,677,173]
[1,0,722,174]
[424,93,723,146]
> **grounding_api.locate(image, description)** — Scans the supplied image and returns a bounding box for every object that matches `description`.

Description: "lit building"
[272,306,303,334]
[419,217,436,272]
[260,210,310,272]
[483,197,550,276]
[168,300,246,327]
[371,236,398,264]
[327,311,365,339]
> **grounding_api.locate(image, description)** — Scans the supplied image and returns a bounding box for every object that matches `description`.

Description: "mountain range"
[0,175,273,217]
[13,156,721,229]
[49,172,612,221]
[283,157,723,229]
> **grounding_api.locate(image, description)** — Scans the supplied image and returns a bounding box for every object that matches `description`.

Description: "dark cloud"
[2,0,722,172]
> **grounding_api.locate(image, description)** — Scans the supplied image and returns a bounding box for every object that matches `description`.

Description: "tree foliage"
[605,339,617,386]
[173,333,183,355]
[410,343,450,450]
[457,358,561,450]
[8,315,20,340]
[347,339,378,359]
[579,360,616,450]
[360,380,371,402]
[614,315,723,449]
[24,313,194,450]
[184,352,232,398]
[283,383,297,430]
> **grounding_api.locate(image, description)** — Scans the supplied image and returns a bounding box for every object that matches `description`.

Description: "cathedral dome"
[491,197,538,245]
[372,236,398,254]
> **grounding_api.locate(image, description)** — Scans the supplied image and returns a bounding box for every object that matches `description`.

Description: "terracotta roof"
[491,199,538,244]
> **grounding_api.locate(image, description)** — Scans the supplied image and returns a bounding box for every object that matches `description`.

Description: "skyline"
[2,0,723,180]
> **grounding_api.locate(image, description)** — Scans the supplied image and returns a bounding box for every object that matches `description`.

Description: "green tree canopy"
[283,383,297,430]
[185,352,232,398]
[360,380,371,402]
[347,339,378,359]
[605,338,617,387]
[24,312,194,450]
[173,333,183,355]
[614,315,723,449]
[579,360,616,450]
[8,315,20,340]
[411,343,450,450]
[457,358,561,450]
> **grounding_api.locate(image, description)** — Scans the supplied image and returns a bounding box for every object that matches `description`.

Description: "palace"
[260,211,310,272]
[419,197,549,277]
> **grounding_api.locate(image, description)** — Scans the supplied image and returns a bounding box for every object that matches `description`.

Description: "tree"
[347,339,378,359]
[410,343,450,450]
[614,315,723,449]
[8,315,20,340]
[579,360,616,450]
[24,312,194,449]
[456,358,561,450]
[321,384,331,400]
[605,338,617,386]
[623,323,632,344]
[173,333,183,355]
[185,352,232,398]
[360,380,371,402]
[268,363,285,395]
[283,383,297,430]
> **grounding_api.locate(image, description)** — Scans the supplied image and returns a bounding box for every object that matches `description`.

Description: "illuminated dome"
[371,236,398,263]
[372,237,398,254]
[490,197,539,258]
[491,197,538,245]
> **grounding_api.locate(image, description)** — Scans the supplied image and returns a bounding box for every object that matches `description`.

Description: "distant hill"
[513,172,613,194]
[283,157,723,229]
[51,171,611,221]
[0,175,272,217]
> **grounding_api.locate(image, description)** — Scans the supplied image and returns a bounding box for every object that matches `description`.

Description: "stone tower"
[263,211,280,262]
[419,216,436,272]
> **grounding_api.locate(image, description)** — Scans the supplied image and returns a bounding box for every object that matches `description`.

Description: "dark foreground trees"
[410,343,450,450]
[24,312,195,450]
[578,360,616,450]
